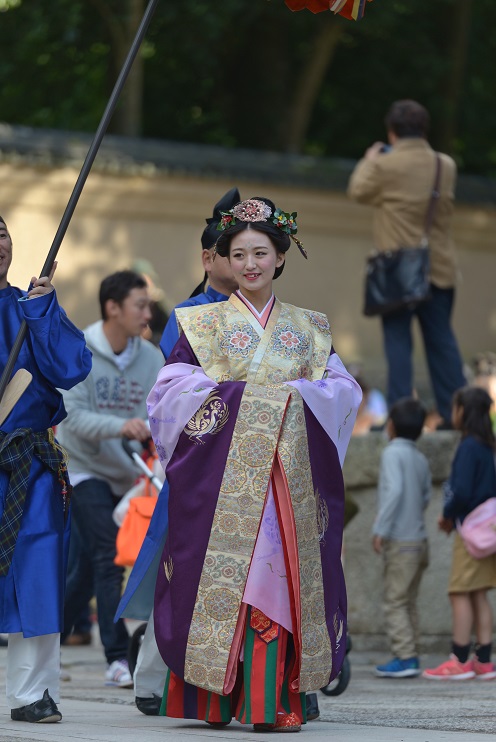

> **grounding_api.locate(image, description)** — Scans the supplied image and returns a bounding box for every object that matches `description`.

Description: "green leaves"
[273,209,298,234]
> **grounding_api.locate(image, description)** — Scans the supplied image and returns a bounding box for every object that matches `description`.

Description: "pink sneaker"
[422,654,475,680]
[473,658,496,680]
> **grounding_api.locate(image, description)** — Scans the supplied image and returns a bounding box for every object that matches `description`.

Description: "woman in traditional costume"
[147,197,361,732]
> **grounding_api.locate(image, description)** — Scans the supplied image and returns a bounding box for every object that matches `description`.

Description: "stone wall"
[343,432,496,651]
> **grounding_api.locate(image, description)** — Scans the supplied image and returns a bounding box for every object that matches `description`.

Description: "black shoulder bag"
[363,154,441,317]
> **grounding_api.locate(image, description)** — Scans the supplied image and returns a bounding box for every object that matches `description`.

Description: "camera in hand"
[379,144,392,153]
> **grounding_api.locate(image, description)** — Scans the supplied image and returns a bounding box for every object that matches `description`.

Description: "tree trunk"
[118,0,145,137]
[283,19,344,154]
[439,0,472,155]
[90,0,145,137]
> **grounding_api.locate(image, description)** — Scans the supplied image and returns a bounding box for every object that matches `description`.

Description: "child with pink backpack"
[423,387,496,680]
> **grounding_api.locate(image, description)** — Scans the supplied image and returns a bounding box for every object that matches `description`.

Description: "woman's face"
[229,229,284,298]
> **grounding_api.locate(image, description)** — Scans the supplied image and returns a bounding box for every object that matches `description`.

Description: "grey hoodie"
[56,320,164,495]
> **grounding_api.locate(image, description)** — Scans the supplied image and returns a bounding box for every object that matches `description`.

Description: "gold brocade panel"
[277,392,333,692]
[175,294,332,388]
[183,383,291,694]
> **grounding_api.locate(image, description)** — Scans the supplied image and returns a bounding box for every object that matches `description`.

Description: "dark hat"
[201,187,240,250]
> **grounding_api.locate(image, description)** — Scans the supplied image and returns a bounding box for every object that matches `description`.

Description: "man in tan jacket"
[348,99,465,427]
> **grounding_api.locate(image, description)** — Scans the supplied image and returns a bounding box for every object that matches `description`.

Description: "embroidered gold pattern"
[184,384,290,694]
[184,391,229,444]
[176,295,331,387]
[333,612,344,653]
[164,556,174,582]
[277,397,334,691]
[204,587,239,621]
[239,434,274,468]
[315,488,330,545]
[188,614,213,645]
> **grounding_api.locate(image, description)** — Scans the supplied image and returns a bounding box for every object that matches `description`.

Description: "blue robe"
[0,285,91,636]
[117,286,229,620]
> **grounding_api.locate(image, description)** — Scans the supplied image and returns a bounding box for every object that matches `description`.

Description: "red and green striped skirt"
[161,606,306,726]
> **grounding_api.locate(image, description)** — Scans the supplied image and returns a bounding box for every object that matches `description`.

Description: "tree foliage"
[0,0,495,174]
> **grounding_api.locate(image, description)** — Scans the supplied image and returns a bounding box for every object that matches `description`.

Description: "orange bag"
[114,466,158,567]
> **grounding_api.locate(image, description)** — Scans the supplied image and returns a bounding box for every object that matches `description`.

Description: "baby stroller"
[117,438,162,674]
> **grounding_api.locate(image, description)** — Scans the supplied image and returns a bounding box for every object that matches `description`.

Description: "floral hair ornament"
[273,208,307,259]
[217,199,271,230]
[216,199,308,259]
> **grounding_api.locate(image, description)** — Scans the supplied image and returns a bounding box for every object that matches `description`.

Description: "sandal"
[254,712,301,733]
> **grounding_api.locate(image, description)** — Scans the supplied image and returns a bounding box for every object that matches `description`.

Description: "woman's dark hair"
[215,197,290,279]
[389,397,426,441]
[99,270,147,320]
[384,99,430,139]
[452,386,495,447]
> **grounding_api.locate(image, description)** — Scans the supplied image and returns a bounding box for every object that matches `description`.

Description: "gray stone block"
[343,431,459,489]
[341,431,494,647]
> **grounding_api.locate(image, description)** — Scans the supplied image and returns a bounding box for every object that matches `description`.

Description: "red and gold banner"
[285,0,373,20]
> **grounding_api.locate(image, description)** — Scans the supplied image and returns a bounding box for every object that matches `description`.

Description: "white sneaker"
[105,659,133,688]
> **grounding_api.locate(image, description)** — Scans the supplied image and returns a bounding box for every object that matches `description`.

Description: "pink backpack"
[457,498,496,560]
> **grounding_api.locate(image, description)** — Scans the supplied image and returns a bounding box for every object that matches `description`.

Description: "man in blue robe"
[0,215,91,722]
[116,188,239,715]
[159,187,241,358]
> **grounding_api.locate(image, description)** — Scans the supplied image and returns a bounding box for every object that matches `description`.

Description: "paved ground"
[0,627,495,741]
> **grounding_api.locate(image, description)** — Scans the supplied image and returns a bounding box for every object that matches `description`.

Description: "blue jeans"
[381,285,466,423]
[65,517,93,635]
[62,479,129,664]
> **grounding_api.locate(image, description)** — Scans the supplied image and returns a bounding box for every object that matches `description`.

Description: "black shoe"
[135,694,161,716]
[306,692,320,721]
[11,688,62,723]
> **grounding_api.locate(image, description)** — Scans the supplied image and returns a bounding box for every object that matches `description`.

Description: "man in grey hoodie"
[56,271,163,687]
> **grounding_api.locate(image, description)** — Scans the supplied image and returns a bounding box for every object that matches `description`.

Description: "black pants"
[62,478,129,664]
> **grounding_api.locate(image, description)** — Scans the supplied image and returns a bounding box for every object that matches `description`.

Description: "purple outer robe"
[153,333,350,689]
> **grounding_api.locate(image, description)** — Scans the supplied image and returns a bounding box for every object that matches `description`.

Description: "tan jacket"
[347,138,458,288]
